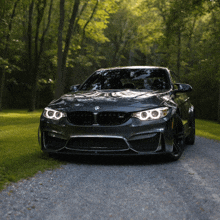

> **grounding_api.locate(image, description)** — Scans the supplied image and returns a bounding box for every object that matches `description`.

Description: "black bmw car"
[38,66,195,161]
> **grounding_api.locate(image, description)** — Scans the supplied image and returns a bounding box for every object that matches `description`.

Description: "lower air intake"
[66,137,129,151]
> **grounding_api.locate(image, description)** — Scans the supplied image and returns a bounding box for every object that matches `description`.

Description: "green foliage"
[77,0,116,43]
[0,0,220,121]
[0,110,64,190]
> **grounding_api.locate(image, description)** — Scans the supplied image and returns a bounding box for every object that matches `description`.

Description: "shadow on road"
[51,153,178,166]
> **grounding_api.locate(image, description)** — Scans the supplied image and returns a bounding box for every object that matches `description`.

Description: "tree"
[55,0,118,98]
[0,0,20,111]
[29,0,54,111]
[55,0,81,99]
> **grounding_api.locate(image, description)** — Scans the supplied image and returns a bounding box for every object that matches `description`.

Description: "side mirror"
[70,84,80,92]
[173,83,192,94]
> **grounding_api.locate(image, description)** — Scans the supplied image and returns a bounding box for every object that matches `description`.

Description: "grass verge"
[196,119,220,142]
[0,110,65,191]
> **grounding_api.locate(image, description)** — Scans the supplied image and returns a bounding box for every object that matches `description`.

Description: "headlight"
[43,108,67,120]
[132,107,169,121]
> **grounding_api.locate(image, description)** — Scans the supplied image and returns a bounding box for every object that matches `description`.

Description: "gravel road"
[0,136,220,220]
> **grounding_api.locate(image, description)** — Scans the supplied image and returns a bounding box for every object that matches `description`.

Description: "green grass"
[196,119,220,142]
[0,110,64,190]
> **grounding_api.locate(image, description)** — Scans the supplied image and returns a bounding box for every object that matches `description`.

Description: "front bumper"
[39,116,174,156]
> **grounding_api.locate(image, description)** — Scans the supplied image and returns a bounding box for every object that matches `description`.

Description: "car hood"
[48,90,175,113]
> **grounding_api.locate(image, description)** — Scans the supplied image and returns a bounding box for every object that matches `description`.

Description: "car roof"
[97,66,169,71]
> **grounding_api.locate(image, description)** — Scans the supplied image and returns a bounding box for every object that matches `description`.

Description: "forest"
[0,0,220,122]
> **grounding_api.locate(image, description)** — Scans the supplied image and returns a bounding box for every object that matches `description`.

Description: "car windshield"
[80,68,171,91]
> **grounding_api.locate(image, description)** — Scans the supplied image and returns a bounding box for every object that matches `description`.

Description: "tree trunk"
[29,0,48,111]
[55,0,65,99]
[0,0,20,111]
[185,15,197,75]
[27,0,34,110]
[62,0,80,68]
[0,70,6,111]
[218,84,220,123]
[177,28,181,77]
[80,0,99,49]
[61,0,80,92]
[55,0,80,99]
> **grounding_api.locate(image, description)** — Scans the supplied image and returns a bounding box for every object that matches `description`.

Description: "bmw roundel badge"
[94,106,100,111]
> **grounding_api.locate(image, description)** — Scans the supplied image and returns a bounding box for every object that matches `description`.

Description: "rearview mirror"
[173,83,192,94]
[70,84,80,92]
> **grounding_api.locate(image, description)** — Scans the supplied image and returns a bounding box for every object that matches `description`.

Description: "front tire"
[168,118,185,161]
[185,117,195,145]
